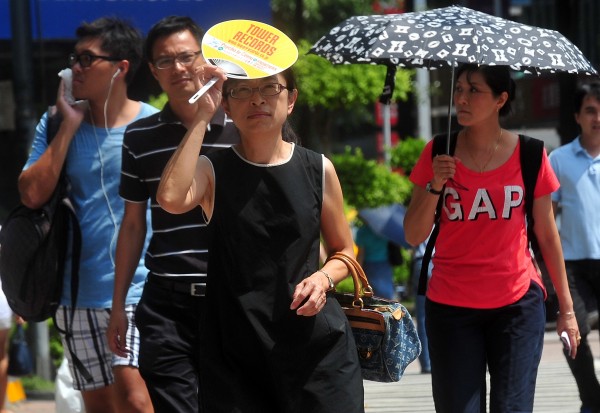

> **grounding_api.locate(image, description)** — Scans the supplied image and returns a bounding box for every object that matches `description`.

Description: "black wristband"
[426,181,443,195]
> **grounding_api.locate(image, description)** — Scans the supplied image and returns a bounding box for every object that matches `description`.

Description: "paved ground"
[364,330,598,412]
[6,331,599,412]
[8,398,54,413]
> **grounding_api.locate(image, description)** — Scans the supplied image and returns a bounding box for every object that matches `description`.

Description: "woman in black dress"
[157,65,364,413]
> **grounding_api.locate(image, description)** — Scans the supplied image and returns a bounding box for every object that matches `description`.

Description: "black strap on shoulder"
[519,134,544,253]
[432,132,458,158]
[417,132,544,296]
[46,107,92,383]
[46,107,63,145]
[417,132,457,296]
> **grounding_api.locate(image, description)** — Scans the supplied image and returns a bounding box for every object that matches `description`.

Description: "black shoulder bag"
[0,107,92,382]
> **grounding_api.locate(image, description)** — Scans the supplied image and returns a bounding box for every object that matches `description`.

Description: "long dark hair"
[279,68,300,144]
[456,64,516,117]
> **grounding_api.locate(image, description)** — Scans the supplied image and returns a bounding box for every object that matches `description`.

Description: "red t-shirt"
[410,138,559,309]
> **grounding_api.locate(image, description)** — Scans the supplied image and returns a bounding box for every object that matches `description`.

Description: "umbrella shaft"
[446,65,455,155]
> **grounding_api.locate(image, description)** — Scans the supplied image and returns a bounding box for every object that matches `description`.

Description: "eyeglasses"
[68,52,122,68]
[227,83,291,100]
[153,51,201,70]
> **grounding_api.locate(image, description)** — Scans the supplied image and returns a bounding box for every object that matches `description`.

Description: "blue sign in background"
[0,0,272,39]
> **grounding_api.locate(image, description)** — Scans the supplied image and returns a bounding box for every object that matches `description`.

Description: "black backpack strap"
[417,208,441,295]
[519,134,544,253]
[51,199,91,383]
[46,106,63,144]
[417,132,458,296]
[432,132,458,158]
[46,107,92,383]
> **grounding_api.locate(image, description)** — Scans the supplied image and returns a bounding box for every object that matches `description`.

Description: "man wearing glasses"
[107,15,238,412]
[18,17,157,413]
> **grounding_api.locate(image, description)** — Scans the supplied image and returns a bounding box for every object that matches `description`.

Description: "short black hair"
[144,16,204,63]
[75,16,143,85]
[455,64,516,117]
[573,82,600,114]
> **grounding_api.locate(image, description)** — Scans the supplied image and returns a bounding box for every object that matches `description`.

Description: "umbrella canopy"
[359,204,410,249]
[309,5,597,76]
[310,5,597,154]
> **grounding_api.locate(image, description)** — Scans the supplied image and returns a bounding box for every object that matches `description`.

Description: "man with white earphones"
[18,17,158,413]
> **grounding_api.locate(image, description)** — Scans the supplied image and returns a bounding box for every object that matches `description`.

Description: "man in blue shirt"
[549,82,600,413]
[18,17,157,413]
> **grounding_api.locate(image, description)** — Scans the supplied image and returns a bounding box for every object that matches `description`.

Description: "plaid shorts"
[55,304,140,391]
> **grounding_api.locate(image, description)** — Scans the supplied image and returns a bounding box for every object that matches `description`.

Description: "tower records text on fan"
[230,23,280,58]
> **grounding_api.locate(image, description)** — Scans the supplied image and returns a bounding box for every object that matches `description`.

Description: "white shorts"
[55,304,140,391]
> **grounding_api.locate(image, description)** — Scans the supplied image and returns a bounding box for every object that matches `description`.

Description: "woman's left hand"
[556,313,580,359]
[290,273,329,317]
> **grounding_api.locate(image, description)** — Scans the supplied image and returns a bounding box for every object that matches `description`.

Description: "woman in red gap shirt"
[404,63,579,413]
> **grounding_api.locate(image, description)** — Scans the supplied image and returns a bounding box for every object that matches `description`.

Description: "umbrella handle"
[379,65,397,105]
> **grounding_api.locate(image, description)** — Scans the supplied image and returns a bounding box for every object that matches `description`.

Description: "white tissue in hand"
[58,68,76,105]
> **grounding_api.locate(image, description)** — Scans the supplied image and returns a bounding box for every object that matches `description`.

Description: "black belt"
[147,274,206,296]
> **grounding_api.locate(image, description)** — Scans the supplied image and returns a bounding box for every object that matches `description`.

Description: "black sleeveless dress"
[200,144,364,413]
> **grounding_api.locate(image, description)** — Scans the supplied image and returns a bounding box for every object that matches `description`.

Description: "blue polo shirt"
[549,136,600,260]
[24,103,158,308]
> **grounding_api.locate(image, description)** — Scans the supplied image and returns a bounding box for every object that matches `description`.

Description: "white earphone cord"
[88,72,120,267]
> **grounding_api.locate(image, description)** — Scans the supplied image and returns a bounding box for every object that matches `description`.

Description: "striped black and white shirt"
[120,103,239,284]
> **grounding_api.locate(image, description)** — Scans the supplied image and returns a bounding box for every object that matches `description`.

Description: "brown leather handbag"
[326,252,421,382]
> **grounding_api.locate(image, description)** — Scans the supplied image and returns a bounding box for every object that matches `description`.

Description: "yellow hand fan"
[189,20,298,103]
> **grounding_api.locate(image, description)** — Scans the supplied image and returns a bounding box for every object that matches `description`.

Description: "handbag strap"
[325,252,374,307]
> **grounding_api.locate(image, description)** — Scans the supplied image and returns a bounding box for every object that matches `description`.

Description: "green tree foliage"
[293,40,413,151]
[272,0,374,42]
[390,137,426,175]
[294,40,413,111]
[331,145,414,293]
[148,93,168,110]
[331,146,412,210]
[270,1,416,150]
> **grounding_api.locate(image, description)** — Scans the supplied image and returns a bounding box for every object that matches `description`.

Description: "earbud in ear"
[112,68,122,80]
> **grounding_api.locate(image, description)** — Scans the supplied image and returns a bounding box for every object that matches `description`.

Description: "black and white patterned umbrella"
[309,5,597,75]
[310,5,597,154]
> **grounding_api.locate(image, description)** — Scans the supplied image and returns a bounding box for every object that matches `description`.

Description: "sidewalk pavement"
[8,398,55,413]
[364,330,599,412]
[6,331,599,412]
